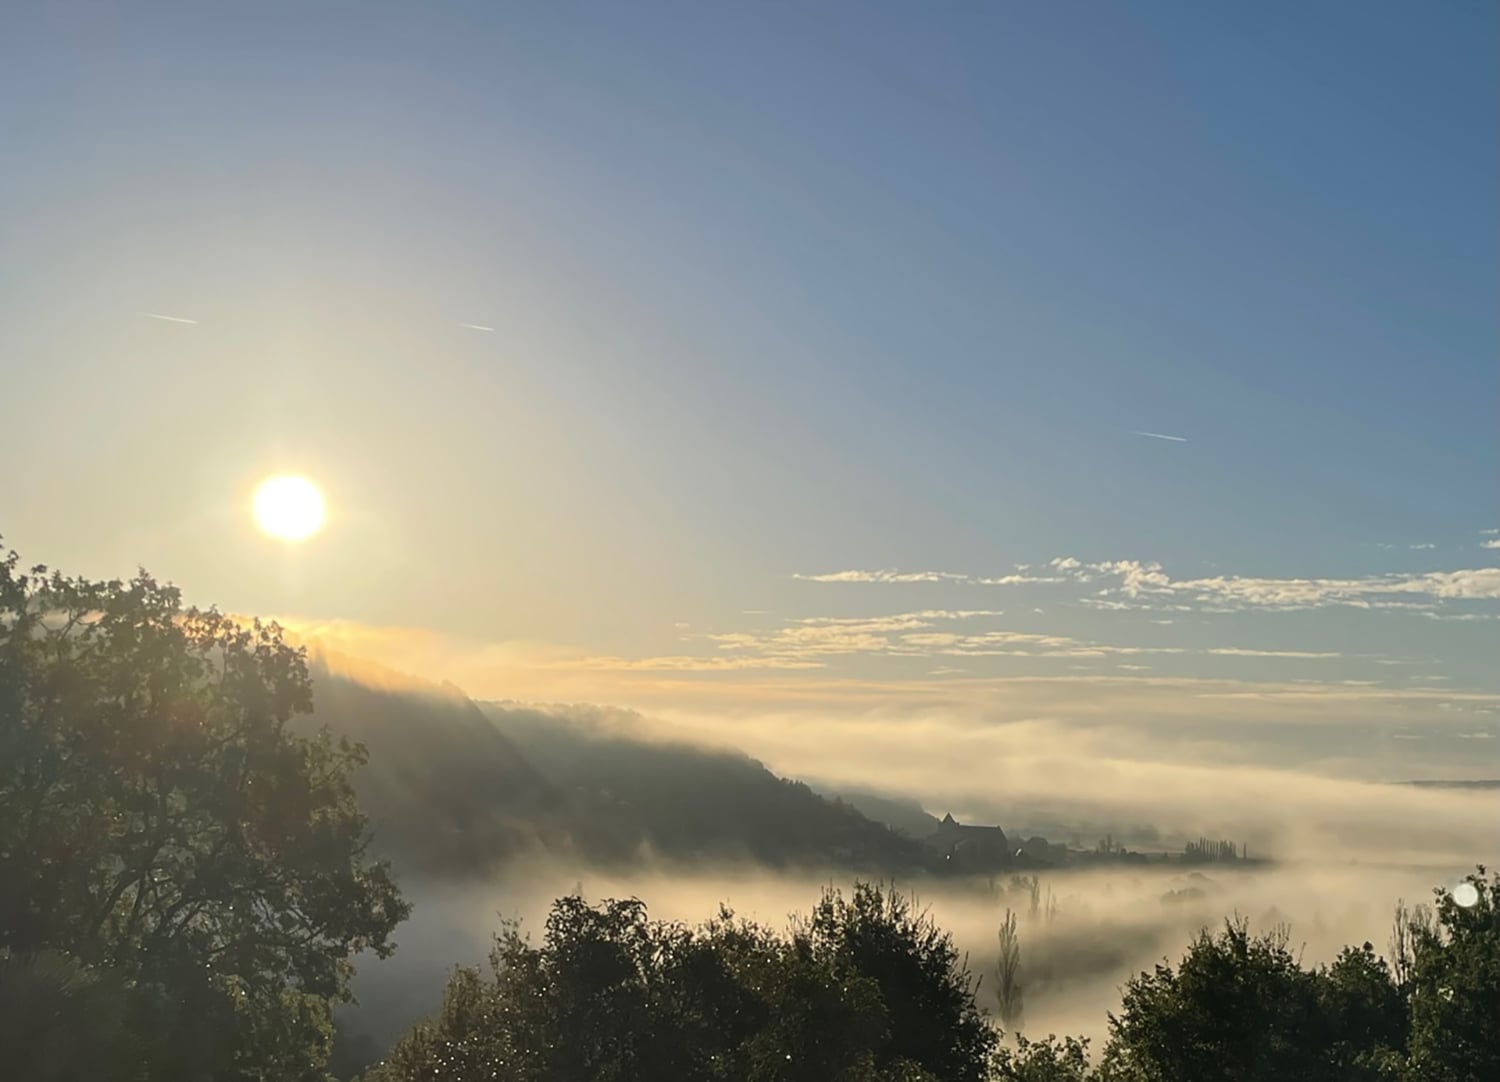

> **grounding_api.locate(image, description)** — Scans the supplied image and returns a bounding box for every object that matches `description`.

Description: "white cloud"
[1078,561,1500,610]
[793,569,966,583]
[1206,648,1344,659]
[1412,569,1500,598]
[708,610,1008,659]
[695,612,1364,667]
[897,632,959,648]
[1482,539,1500,550]
[142,312,197,324]
[581,654,826,672]
[1409,543,1435,550]
[792,609,1002,626]
[795,554,1500,614]
[941,629,1086,651]
[975,574,1066,585]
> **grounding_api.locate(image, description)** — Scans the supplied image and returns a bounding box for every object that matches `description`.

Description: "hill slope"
[303,655,563,876]
[297,659,932,878]
[481,702,931,873]
[814,786,943,839]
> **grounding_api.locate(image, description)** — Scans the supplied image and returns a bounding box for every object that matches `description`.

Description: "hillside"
[303,656,565,876]
[814,785,943,839]
[480,702,931,873]
[298,662,933,878]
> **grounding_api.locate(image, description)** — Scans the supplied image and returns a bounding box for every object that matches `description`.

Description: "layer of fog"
[345,856,1478,1058]
[304,657,1497,1060]
[534,701,1499,868]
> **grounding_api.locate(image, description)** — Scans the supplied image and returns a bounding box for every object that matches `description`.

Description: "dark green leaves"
[0,539,410,1079]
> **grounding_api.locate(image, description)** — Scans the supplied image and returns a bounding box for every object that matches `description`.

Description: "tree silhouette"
[1387,898,1432,994]
[1100,919,1325,1081]
[1315,943,1407,1080]
[370,883,996,1082]
[1405,867,1500,1081]
[1184,837,1242,863]
[801,883,997,1082]
[995,907,1024,1033]
[991,1034,1093,1081]
[0,541,409,1079]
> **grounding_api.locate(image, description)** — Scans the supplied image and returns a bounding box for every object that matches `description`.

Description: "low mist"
[343,854,1475,1057]
[302,661,1496,1063]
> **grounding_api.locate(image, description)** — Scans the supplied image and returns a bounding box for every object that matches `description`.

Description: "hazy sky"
[2,2,1495,779]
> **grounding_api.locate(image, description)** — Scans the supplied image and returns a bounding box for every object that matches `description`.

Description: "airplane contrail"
[459,323,494,332]
[142,312,198,324]
[1132,430,1188,443]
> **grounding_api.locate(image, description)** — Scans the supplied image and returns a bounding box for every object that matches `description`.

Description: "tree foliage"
[995,907,1024,1032]
[1099,919,1326,1081]
[0,542,409,1079]
[1405,867,1499,1082]
[802,883,996,1082]
[1094,920,1421,1082]
[0,947,143,1080]
[367,882,995,1082]
[991,1034,1094,1082]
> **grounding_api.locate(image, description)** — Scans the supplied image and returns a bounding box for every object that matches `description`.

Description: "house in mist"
[1018,834,1057,860]
[926,813,1013,870]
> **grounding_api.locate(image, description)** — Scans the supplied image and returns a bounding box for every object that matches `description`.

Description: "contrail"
[142,312,198,324]
[459,323,494,332]
[1132,430,1188,443]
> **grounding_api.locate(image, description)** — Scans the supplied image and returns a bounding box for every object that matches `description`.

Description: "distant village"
[918,812,1258,874]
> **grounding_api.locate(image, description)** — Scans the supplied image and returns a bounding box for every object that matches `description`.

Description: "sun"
[252,475,326,542]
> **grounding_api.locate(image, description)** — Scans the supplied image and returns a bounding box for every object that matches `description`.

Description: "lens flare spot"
[1452,881,1480,908]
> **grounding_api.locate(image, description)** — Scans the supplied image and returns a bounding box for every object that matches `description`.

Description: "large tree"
[0,541,409,1079]
[801,883,997,1082]
[1404,867,1499,1082]
[1099,919,1328,1082]
[1097,916,1415,1082]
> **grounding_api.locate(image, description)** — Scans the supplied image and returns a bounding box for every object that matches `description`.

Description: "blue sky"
[1,2,1495,780]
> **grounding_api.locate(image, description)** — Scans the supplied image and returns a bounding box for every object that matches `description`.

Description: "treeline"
[1183,836,1245,863]
[358,871,1497,1082]
[479,705,932,873]
[364,883,995,1082]
[2,543,1497,1080]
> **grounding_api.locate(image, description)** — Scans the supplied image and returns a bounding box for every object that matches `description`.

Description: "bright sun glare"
[252,475,326,542]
